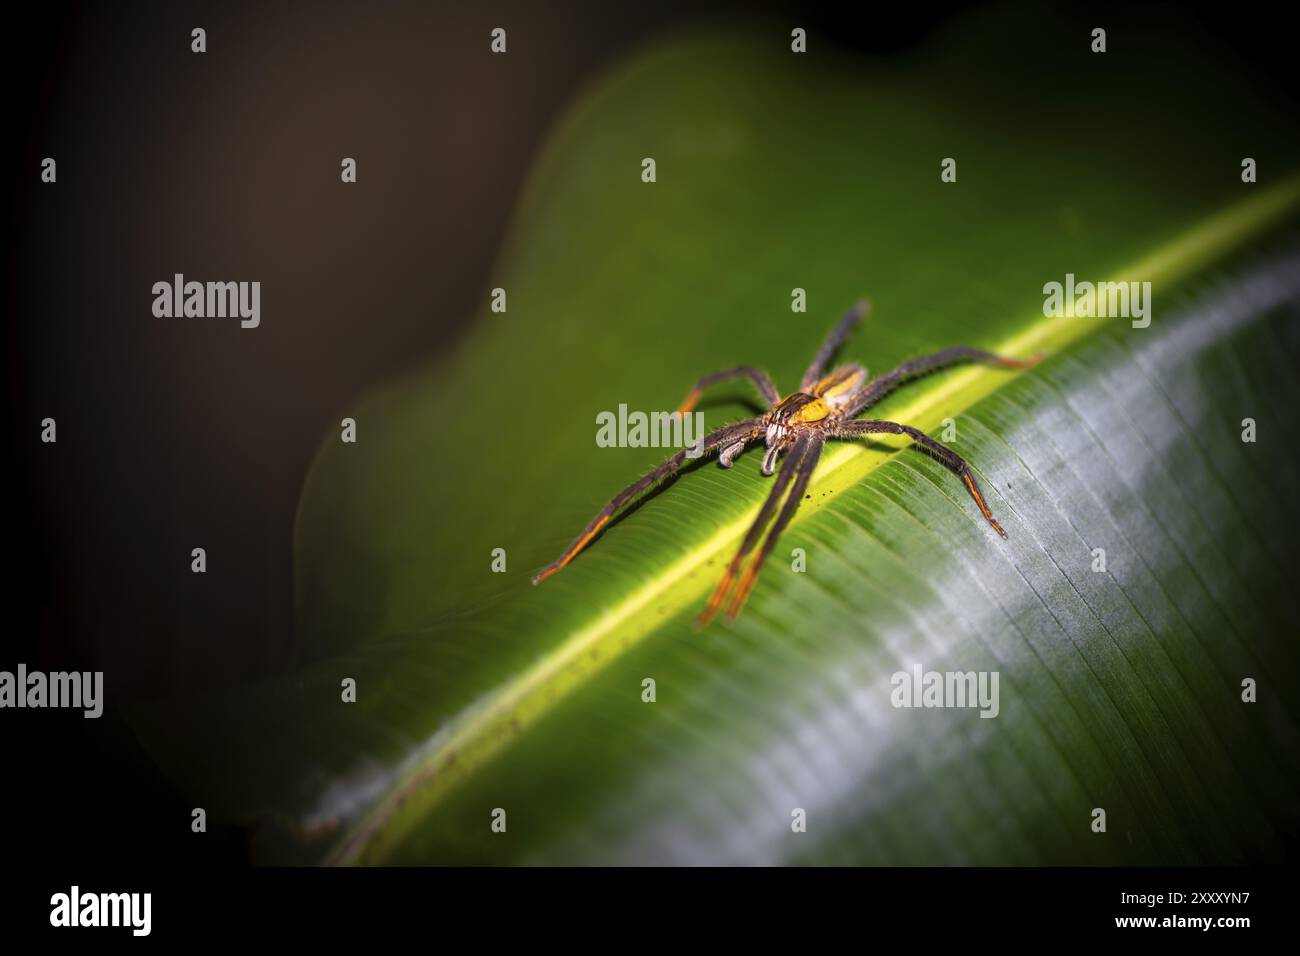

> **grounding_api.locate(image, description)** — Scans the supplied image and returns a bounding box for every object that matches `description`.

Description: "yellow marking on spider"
[791,397,830,422]
[814,365,866,399]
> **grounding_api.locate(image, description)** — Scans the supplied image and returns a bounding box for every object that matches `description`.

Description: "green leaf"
[135,14,1300,865]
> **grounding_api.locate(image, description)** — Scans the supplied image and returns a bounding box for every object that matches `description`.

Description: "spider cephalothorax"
[533,301,1040,622]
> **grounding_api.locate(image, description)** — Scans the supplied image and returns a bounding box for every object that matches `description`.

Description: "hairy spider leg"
[697,433,815,625]
[677,366,780,414]
[799,299,872,392]
[532,419,764,584]
[844,345,1041,417]
[724,434,825,619]
[831,419,1009,538]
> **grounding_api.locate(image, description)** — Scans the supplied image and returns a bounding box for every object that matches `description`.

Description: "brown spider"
[533,301,1040,623]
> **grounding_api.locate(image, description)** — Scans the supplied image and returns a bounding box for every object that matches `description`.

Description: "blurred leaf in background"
[137,4,1300,864]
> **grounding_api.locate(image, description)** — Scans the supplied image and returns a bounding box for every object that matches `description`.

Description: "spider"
[532,301,1040,623]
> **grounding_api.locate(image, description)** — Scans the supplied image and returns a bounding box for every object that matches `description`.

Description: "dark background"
[4,0,1296,868]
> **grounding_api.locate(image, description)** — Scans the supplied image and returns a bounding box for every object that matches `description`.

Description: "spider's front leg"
[800,300,871,391]
[830,419,1009,537]
[532,418,764,584]
[698,432,825,624]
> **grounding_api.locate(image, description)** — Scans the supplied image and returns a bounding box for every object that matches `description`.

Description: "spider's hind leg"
[800,300,871,392]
